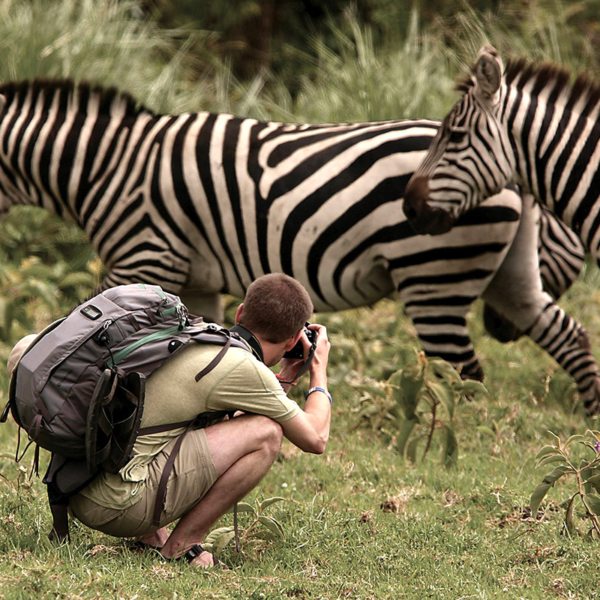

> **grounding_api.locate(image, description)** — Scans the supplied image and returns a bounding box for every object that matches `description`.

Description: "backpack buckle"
[93,319,113,346]
[176,304,189,329]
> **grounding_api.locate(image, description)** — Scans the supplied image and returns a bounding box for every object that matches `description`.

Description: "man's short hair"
[240,274,313,343]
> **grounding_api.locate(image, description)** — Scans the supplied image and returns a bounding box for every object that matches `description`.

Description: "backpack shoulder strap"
[194,334,232,381]
[47,483,70,543]
[150,331,236,527]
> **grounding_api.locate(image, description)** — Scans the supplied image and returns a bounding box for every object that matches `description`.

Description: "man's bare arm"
[278,324,331,453]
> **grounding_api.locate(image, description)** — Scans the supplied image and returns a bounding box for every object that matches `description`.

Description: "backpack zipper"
[109,325,182,367]
[159,302,188,328]
[93,319,114,345]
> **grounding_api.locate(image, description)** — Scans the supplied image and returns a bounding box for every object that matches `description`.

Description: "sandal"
[183,544,211,565]
[128,540,163,552]
[164,544,226,569]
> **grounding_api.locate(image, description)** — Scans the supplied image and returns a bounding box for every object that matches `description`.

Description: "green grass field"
[1,279,600,599]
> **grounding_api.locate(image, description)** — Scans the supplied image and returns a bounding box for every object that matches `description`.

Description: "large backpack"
[2,283,250,541]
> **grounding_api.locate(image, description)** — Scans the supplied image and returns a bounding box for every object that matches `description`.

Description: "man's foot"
[188,549,216,569]
[161,543,220,568]
[133,527,170,550]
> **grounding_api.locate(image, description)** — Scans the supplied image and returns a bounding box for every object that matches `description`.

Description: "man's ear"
[235,303,244,324]
[474,45,503,103]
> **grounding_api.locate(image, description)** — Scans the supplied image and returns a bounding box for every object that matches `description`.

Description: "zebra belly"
[316,260,395,310]
[181,193,521,315]
[392,192,523,304]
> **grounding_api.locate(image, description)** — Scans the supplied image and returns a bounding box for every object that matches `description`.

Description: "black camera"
[283,324,317,359]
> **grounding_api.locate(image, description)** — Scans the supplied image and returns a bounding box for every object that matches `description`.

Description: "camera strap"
[230,324,316,383]
[291,343,316,382]
[230,325,265,363]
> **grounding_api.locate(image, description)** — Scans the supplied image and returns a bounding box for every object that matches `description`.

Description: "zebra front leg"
[406,307,484,381]
[482,303,522,343]
[180,291,224,323]
[482,194,600,414]
[484,272,600,413]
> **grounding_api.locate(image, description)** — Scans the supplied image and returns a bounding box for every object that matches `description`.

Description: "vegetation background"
[1,0,600,597]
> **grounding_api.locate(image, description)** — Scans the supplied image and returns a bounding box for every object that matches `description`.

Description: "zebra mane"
[0,79,156,118]
[455,56,600,109]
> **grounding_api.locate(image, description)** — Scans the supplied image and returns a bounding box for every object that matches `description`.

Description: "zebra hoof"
[483,304,522,343]
[460,363,484,382]
[583,380,600,417]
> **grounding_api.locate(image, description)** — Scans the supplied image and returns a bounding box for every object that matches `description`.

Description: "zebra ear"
[474,45,503,103]
[0,94,5,115]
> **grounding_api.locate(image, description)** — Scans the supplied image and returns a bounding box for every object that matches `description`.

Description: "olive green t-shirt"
[79,345,301,509]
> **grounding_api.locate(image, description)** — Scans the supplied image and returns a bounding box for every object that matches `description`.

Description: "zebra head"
[404,46,516,235]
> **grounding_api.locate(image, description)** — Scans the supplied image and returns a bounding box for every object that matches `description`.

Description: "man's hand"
[306,324,330,378]
[279,323,332,453]
[277,324,329,391]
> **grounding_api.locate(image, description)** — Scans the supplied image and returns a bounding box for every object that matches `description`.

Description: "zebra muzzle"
[404,177,455,235]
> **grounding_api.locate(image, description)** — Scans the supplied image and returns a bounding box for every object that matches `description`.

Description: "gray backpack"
[2,283,250,540]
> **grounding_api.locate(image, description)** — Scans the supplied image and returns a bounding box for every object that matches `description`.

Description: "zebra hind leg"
[526,302,600,416]
[407,309,484,382]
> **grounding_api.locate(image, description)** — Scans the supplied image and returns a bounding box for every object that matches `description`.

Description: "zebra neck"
[0,160,70,219]
[0,127,81,222]
[502,85,600,255]
[0,80,154,226]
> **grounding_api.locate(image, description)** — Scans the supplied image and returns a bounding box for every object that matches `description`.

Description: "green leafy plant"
[0,209,99,343]
[530,430,600,538]
[201,497,287,559]
[358,350,487,467]
[234,496,286,542]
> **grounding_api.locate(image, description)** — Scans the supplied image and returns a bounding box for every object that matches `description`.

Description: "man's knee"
[252,415,283,457]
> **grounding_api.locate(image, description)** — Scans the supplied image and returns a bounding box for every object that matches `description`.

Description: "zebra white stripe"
[404,45,600,413]
[0,79,588,392]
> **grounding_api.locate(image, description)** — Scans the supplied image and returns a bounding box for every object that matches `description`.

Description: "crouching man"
[9,274,331,568]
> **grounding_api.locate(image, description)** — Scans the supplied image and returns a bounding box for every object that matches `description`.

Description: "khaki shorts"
[70,429,217,537]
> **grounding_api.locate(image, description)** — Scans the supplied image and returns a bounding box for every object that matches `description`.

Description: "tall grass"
[0,0,256,115]
[435,0,600,78]
[0,0,594,121]
[257,10,457,123]
[231,0,600,124]
[0,0,170,106]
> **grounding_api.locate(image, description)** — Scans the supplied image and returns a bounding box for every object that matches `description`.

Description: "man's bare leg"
[160,414,283,567]
[136,526,170,549]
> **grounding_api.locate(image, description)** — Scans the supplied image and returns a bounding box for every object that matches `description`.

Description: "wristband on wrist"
[304,386,332,405]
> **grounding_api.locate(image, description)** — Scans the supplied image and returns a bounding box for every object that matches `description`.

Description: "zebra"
[403,45,600,413]
[0,79,592,402]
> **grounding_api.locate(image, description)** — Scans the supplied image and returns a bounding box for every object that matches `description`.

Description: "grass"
[1,284,600,598]
[1,1,600,597]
